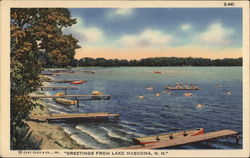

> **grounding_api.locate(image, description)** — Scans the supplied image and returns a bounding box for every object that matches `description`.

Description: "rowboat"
[133,128,204,145]
[92,91,103,95]
[54,92,77,106]
[70,80,86,84]
[82,70,95,74]
[166,85,200,90]
[184,92,193,96]
[54,98,77,105]
[145,86,154,90]
[154,71,161,74]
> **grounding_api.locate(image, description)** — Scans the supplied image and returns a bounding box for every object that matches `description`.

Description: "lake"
[44,66,242,149]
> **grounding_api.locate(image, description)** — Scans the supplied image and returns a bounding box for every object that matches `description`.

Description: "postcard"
[0,0,249,157]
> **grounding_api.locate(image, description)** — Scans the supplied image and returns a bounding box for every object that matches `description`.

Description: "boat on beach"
[54,92,77,105]
[70,80,86,84]
[133,128,204,145]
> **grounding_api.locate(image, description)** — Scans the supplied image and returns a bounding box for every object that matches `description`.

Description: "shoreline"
[27,76,88,150]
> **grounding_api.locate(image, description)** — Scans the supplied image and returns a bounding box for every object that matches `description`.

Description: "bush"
[11,121,41,150]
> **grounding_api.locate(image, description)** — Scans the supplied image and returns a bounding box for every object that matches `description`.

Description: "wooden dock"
[39,87,79,95]
[30,94,111,99]
[29,112,120,122]
[40,86,78,90]
[115,130,239,149]
[47,80,87,83]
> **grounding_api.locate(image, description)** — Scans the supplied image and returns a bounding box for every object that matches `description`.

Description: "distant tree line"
[61,57,242,67]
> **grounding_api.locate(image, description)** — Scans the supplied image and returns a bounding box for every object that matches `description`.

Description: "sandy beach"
[26,76,87,150]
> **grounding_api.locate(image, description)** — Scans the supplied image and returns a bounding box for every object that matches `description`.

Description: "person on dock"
[190,83,193,88]
[169,134,174,139]
[183,131,188,137]
[156,136,161,141]
[175,82,178,88]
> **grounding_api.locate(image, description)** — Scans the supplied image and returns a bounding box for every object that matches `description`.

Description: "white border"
[0,1,249,157]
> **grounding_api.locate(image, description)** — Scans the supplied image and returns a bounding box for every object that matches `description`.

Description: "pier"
[30,94,111,99]
[29,113,120,123]
[40,86,78,90]
[30,94,111,105]
[115,130,239,149]
[39,86,78,94]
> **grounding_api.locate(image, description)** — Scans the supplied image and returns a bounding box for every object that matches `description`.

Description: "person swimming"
[138,95,144,99]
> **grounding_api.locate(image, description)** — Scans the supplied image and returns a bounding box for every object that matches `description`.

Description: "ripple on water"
[76,125,110,145]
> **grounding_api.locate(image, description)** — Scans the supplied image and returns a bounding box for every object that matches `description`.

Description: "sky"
[63,8,242,60]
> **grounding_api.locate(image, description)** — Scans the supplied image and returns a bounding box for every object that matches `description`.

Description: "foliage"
[11,121,41,150]
[74,57,242,67]
[10,8,80,149]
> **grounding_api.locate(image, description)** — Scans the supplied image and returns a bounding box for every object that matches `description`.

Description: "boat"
[70,80,86,84]
[145,86,154,90]
[92,91,107,100]
[184,92,193,96]
[166,85,200,90]
[92,91,103,95]
[154,71,161,74]
[138,95,144,100]
[82,70,95,74]
[225,90,232,95]
[54,98,77,105]
[54,92,77,105]
[133,128,204,145]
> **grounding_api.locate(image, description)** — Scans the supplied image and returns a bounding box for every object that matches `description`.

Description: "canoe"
[166,86,200,90]
[54,92,77,106]
[133,128,204,145]
[70,80,85,84]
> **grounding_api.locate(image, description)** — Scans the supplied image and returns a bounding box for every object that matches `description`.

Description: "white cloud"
[80,27,103,43]
[199,22,234,45]
[119,29,172,48]
[107,8,134,18]
[63,16,104,46]
[180,24,192,31]
[114,8,133,15]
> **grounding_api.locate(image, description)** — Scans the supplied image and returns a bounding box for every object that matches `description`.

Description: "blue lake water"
[43,67,242,149]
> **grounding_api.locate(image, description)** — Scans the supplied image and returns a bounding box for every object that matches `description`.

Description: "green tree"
[11,8,80,149]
